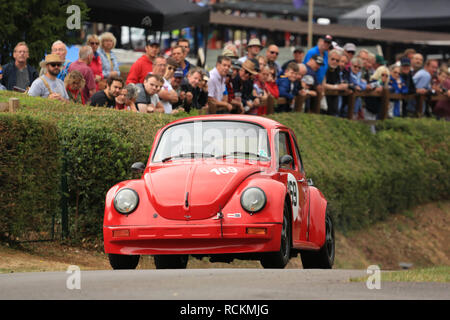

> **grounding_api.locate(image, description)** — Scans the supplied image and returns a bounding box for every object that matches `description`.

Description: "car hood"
[144,161,261,220]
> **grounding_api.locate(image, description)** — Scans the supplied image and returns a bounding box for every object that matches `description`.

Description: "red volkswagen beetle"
[103,115,334,269]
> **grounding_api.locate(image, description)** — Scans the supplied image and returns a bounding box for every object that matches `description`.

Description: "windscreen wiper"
[161,153,215,163]
[217,151,270,161]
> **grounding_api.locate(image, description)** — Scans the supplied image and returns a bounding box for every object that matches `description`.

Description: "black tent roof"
[339,0,450,29]
[86,0,210,31]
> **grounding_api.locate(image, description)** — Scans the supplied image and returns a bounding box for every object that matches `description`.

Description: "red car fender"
[224,174,288,224]
[307,186,328,248]
[104,179,161,227]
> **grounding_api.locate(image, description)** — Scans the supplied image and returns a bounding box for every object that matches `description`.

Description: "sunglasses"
[330,58,340,62]
[382,73,389,76]
[270,51,279,55]
[167,66,176,71]
[49,63,62,67]
[352,65,361,69]
[89,42,99,45]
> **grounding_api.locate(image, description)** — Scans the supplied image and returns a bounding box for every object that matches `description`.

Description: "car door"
[290,131,309,242]
[276,130,304,242]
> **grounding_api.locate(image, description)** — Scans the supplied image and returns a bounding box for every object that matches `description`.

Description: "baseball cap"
[343,43,356,52]
[322,35,333,43]
[173,68,184,78]
[146,40,160,47]
[312,54,324,66]
[400,57,411,66]
[302,75,315,86]
[231,60,242,70]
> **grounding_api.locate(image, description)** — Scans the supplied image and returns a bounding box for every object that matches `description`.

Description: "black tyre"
[300,210,335,269]
[108,253,140,270]
[260,201,291,269]
[154,254,189,269]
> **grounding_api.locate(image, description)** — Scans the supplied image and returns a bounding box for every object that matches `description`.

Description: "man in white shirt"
[159,57,180,114]
[28,54,69,102]
[208,55,233,114]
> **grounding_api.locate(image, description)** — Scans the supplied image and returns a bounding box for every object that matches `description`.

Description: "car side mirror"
[307,178,314,186]
[131,162,145,173]
[279,155,293,166]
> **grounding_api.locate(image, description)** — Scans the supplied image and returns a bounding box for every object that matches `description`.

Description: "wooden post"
[415,94,425,117]
[380,87,390,120]
[9,98,19,113]
[207,100,217,114]
[313,91,323,114]
[266,95,275,115]
[307,0,314,50]
[347,91,356,120]
[294,95,306,112]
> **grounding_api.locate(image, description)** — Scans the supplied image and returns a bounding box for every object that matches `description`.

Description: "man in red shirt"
[126,41,160,85]
[68,45,96,104]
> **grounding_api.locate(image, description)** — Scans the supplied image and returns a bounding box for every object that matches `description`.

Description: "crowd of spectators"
[1,33,449,121]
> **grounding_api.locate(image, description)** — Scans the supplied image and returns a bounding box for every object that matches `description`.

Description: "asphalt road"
[0,269,449,300]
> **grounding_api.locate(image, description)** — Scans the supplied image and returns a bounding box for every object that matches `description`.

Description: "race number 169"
[210,167,238,175]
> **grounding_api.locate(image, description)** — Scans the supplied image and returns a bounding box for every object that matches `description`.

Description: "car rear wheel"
[260,201,291,269]
[153,254,189,269]
[300,210,335,269]
[108,254,140,270]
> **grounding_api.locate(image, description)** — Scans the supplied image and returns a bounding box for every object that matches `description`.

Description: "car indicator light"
[113,229,130,237]
[247,227,267,235]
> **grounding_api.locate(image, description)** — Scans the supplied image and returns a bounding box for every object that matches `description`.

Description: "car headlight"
[114,188,139,215]
[240,187,266,213]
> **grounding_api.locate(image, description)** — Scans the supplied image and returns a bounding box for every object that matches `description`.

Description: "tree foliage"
[0,0,89,68]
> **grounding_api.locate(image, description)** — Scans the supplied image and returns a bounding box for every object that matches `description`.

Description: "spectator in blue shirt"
[346,57,367,118]
[98,32,120,78]
[276,62,301,112]
[389,65,408,117]
[303,55,323,112]
[408,59,439,114]
[303,35,332,86]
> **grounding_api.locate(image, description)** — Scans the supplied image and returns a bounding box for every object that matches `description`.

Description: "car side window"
[291,133,305,173]
[278,131,295,170]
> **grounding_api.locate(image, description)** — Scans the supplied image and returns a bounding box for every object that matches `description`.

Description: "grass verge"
[351,266,450,283]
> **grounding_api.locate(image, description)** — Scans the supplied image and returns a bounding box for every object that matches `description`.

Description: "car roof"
[165,114,288,131]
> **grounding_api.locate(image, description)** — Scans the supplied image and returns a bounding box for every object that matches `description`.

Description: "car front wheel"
[153,254,189,269]
[260,201,291,269]
[108,253,140,270]
[300,210,335,269]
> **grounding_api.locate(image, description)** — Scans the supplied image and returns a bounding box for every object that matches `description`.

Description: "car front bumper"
[103,222,282,255]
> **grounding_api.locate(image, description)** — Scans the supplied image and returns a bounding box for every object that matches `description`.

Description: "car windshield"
[153,121,271,162]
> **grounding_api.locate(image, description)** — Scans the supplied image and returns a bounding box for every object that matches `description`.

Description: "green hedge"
[0,113,60,241]
[1,91,449,239]
[270,114,449,231]
[1,92,176,239]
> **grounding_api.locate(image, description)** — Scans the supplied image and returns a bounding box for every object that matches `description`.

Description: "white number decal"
[287,173,300,221]
[211,167,238,175]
